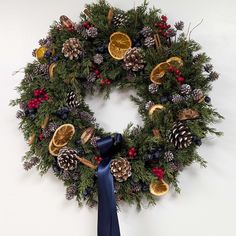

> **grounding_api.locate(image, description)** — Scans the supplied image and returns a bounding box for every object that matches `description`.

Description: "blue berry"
[44,50,51,58]
[205,96,211,103]
[60,113,68,120]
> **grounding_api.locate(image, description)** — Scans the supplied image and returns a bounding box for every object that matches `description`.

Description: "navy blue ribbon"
[96,133,122,236]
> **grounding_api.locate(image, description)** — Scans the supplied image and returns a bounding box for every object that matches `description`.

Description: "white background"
[0,0,236,235]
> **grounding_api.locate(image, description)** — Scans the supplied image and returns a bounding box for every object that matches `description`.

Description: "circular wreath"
[11,0,223,208]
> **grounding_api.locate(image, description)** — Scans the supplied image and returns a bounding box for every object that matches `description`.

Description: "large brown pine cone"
[169,122,192,149]
[62,38,82,60]
[110,158,132,182]
[123,47,145,71]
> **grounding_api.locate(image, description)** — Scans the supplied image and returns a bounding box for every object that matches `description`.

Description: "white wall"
[0,0,235,235]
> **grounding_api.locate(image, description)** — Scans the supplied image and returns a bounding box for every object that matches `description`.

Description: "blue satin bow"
[96,133,122,236]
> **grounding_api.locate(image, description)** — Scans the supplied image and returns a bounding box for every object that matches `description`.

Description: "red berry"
[167,24,171,29]
[177,76,185,84]
[39,133,44,141]
[161,15,167,22]
[95,70,100,75]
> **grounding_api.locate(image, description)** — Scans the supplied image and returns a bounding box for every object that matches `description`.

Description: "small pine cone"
[76,110,96,123]
[86,72,97,83]
[169,162,184,172]
[144,36,155,47]
[71,170,80,181]
[86,27,98,38]
[192,88,204,101]
[110,158,132,182]
[132,184,142,193]
[61,170,71,181]
[140,26,153,37]
[145,101,154,110]
[180,84,192,95]
[123,47,145,72]
[167,28,177,37]
[23,74,34,82]
[164,151,174,162]
[169,122,192,149]
[23,156,40,171]
[171,94,184,103]
[57,147,78,171]
[93,54,104,65]
[112,13,128,27]
[32,49,37,57]
[52,159,62,176]
[76,25,88,39]
[90,136,100,148]
[32,64,49,76]
[148,83,159,94]
[19,102,28,111]
[174,21,184,31]
[62,38,82,60]
[204,64,213,73]
[209,71,219,81]
[16,110,25,119]
[42,122,58,138]
[67,91,80,108]
[66,185,77,200]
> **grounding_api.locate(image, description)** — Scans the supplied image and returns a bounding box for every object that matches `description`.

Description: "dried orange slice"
[48,139,61,156]
[36,46,47,60]
[49,62,57,79]
[81,127,94,144]
[148,104,165,118]
[108,42,129,60]
[166,56,183,68]
[150,179,169,196]
[150,62,170,84]
[52,124,75,147]
[109,32,132,49]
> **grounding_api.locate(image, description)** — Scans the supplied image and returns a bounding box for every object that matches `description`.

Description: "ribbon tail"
[97,158,120,236]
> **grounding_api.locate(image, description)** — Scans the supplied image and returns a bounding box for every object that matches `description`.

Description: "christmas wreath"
[11,0,223,235]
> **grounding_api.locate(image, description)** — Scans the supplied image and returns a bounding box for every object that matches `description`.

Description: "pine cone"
[66,185,77,200]
[62,38,82,60]
[93,54,103,64]
[174,21,184,30]
[145,101,154,110]
[86,72,97,83]
[204,64,213,73]
[32,63,49,77]
[208,71,219,81]
[166,28,177,37]
[112,13,128,27]
[23,156,40,171]
[144,36,155,47]
[140,26,153,37]
[123,47,145,72]
[42,122,58,138]
[171,94,184,103]
[169,122,192,149]
[148,83,159,94]
[67,91,80,108]
[86,27,98,38]
[57,147,78,171]
[192,88,204,101]
[16,110,25,119]
[110,158,132,182]
[180,84,192,95]
[164,151,174,162]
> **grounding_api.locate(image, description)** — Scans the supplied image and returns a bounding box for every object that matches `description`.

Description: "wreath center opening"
[85,89,143,133]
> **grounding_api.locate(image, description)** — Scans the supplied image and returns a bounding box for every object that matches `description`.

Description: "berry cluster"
[82,21,92,29]
[28,89,49,109]
[55,107,70,120]
[94,156,103,165]
[100,78,111,85]
[168,66,185,84]
[128,147,137,159]
[152,167,165,180]
[154,15,171,38]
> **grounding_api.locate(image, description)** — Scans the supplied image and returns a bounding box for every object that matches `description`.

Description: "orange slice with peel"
[109,32,132,49]
[48,139,61,156]
[52,124,75,147]
[108,42,128,60]
[150,62,170,84]
[150,179,169,196]
[36,46,47,60]
[148,104,165,118]
[166,56,183,68]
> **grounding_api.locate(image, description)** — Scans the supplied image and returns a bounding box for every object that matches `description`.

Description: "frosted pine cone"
[86,27,98,38]
[86,72,97,83]
[112,13,129,27]
[180,84,192,95]
[16,110,25,119]
[145,101,154,110]
[171,94,184,103]
[167,28,177,37]
[67,91,80,108]
[62,38,82,60]
[164,151,174,162]
[192,89,204,101]
[93,54,103,64]
[169,122,192,149]
[144,36,155,47]
[110,158,132,182]
[66,185,77,200]
[209,71,219,81]
[174,21,184,31]
[148,83,159,94]
[57,147,78,171]
[140,26,153,37]
[123,47,145,72]
[204,64,213,73]
[23,156,40,171]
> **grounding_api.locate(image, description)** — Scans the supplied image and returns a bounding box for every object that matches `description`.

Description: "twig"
[189,19,204,40]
